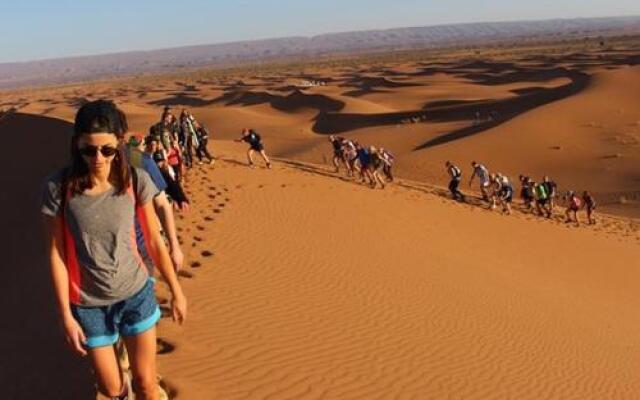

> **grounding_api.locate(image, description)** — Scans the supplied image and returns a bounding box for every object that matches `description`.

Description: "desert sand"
[2,43,640,399]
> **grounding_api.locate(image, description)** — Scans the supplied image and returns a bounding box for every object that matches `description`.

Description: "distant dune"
[2,16,640,89]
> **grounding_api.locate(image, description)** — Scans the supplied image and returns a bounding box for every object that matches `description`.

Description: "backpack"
[450,165,461,178]
[535,184,548,200]
[570,196,582,209]
[250,131,261,143]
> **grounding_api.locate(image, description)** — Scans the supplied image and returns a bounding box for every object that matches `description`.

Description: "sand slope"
[153,143,640,399]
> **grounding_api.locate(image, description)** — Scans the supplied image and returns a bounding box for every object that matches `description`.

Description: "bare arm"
[42,215,87,356]
[141,201,187,324]
[153,192,184,271]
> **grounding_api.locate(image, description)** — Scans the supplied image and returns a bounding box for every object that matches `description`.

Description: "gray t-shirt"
[41,168,159,306]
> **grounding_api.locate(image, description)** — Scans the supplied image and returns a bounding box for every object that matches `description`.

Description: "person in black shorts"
[583,191,597,225]
[445,161,464,201]
[236,128,271,169]
[328,135,345,173]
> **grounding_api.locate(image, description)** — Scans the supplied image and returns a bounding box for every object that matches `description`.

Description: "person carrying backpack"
[41,100,187,400]
[582,190,596,225]
[469,161,490,202]
[565,190,583,226]
[236,128,271,169]
[534,181,552,218]
[194,121,215,165]
[542,175,558,212]
[496,173,513,215]
[445,161,464,202]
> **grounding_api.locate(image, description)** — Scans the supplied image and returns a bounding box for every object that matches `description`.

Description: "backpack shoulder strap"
[130,166,139,207]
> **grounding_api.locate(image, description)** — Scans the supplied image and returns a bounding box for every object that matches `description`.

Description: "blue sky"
[2,0,640,63]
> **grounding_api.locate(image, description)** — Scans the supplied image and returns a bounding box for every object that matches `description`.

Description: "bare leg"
[124,327,158,400]
[332,156,340,172]
[373,170,386,189]
[88,345,125,398]
[247,149,255,167]
[259,150,271,168]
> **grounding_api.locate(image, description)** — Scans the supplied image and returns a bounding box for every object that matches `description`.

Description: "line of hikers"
[446,161,597,225]
[329,135,395,189]
[149,106,215,171]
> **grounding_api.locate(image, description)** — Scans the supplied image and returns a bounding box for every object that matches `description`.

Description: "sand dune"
[3,44,640,399]
[152,144,640,399]
[0,113,94,399]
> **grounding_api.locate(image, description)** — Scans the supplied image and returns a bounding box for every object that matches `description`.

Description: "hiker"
[445,161,464,201]
[355,142,373,185]
[368,146,389,189]
[41,100,187,400]
[583,191,597,225]
[469,161,490,201]
[379,148,395,182]
[236,128,271,168]
[565,190,582,226]
[533,180,552,218]
[126,134,186,270]
[166,139,184,182]
[145,136,190,212]
[519,175,535,210]
[194,121,215,165]
[150,111,179,151]
[341,138,358,177]
[179,109,199,168]
[496,173,513,215]
[543,176,558,212]
[329,135,345,173]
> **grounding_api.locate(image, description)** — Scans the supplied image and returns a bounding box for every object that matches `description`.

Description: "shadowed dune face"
[0,113,94,399]
[311,69,590,137]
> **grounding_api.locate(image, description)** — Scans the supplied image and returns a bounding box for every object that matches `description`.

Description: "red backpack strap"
[129,167,155,273]
[60,170,82,305]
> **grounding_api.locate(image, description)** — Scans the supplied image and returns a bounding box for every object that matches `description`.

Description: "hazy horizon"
[2,0,640,64]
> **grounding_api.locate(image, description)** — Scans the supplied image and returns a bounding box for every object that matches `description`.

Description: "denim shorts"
[71,279,161,349]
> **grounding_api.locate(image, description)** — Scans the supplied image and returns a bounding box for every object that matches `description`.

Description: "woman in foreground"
[41,100,187,400]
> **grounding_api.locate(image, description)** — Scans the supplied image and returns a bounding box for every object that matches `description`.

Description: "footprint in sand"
[204,216,214,221]
[193,236,203,242]
[213,209,221,214]
[157,338,176,355]
[178,270,194,279]
[208,194,216,199]
[201,250,214,257]
[190,261,202,268]
[218,203,226,208]
[196,225,206,231]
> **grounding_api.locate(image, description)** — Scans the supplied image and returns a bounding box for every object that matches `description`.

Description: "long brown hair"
[68,100,131,196]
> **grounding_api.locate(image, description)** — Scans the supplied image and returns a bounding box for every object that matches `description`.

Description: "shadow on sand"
[0,113,94,399]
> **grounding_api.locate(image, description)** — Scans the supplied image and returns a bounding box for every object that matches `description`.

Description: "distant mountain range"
[1,16,640,89]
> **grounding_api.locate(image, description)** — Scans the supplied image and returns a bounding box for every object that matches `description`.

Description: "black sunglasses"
[79,145,118,158]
